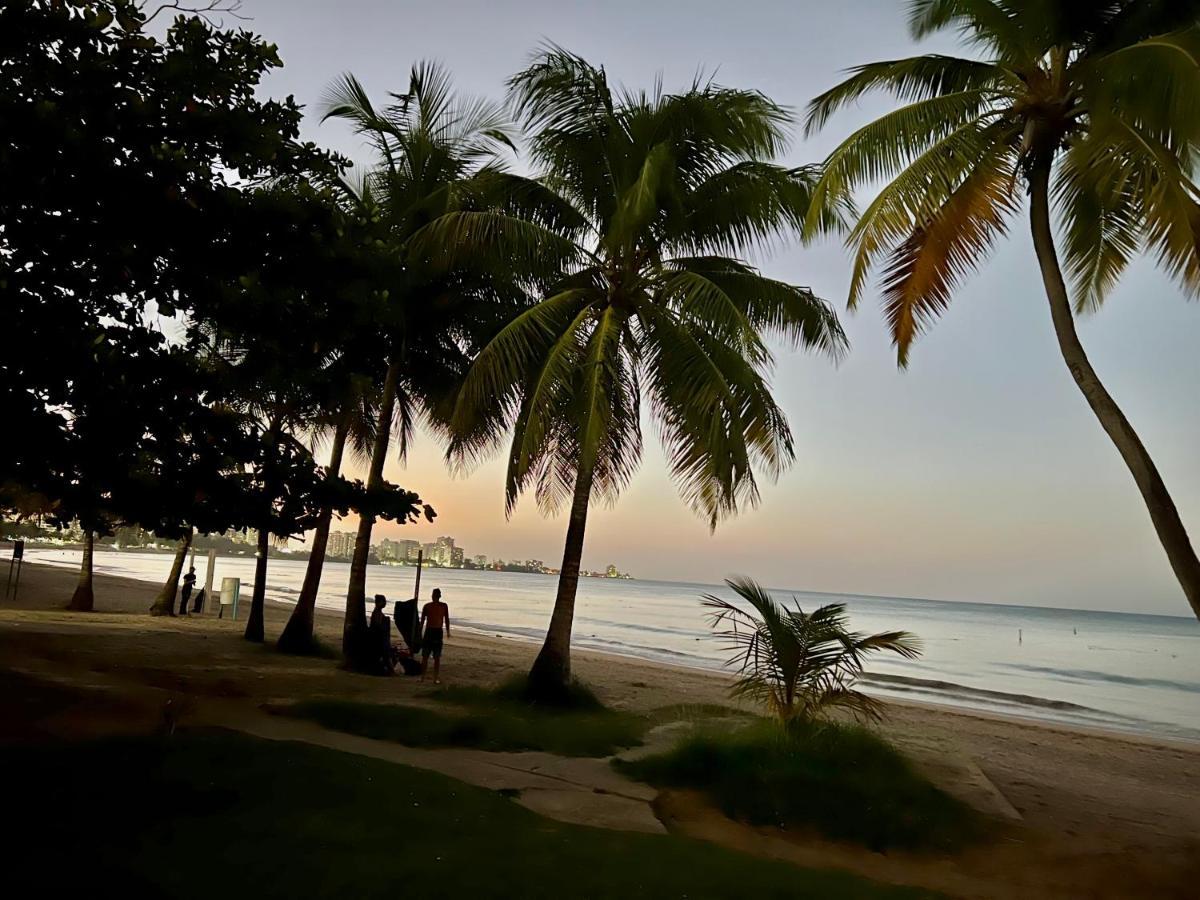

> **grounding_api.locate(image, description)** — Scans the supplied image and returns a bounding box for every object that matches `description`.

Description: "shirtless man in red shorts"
[420,588,450,683]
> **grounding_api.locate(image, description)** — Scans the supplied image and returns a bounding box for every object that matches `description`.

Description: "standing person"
[179,567,197,616]
[420,588,450,684]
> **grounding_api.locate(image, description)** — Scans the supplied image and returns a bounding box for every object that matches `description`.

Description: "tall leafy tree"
[804,0,1200,620]
[2,0,346,616]
[319,64,521,661]
[432,48,847,695]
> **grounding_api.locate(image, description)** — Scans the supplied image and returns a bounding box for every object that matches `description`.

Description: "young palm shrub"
[432,47,848,698]
[703,577,920,724]
[804,0,1200,620]
[622,579,978,852]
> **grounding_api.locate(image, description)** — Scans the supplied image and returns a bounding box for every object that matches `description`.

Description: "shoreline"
[12,541,1194,621]
[18,551,1200,744]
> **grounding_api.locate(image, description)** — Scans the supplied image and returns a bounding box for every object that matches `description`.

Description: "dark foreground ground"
[4,675,925,900]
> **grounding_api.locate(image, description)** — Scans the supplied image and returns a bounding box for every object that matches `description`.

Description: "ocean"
[24,548,1200,742]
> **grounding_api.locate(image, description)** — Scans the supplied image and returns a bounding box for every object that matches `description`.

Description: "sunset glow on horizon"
[249,0,1199,617]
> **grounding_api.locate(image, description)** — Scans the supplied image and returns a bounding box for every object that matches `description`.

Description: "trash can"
[219,577,241,620]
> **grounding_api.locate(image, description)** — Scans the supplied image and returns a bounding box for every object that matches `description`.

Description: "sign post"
[219,576,240,620]
[4,540,25,601]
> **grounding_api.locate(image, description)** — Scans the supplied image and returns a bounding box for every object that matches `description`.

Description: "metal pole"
[11,556,23,603]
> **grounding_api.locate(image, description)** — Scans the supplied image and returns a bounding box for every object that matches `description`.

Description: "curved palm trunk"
[68,529,95,612]
[278,414,351,654]
[528,463,595,695]
[150,531,191,616]
[1030,162,1200,620]
[344,356,401,660]
[244,525,270,642]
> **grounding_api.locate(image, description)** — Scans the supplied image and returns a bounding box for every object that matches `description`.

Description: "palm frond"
[1054,138,1145,312]
[878,142,1021,365]
[806,54,1013,135]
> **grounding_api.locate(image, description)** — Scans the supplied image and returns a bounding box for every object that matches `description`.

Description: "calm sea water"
[26,548,1200,741]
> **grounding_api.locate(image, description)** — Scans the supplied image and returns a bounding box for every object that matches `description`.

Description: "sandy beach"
[3,561,1198,898]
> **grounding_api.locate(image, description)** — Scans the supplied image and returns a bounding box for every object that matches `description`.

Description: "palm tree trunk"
[278,413,352,655]
[1030,161,1200,620]
[344,356,401,660]
[528,462,595,696]
[150,531,191,616]
[244,525,270,642]
[68,529,94,612]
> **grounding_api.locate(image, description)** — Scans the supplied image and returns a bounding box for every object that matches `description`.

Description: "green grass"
[616,719,986,853]
[280,680,647,757]
[439,673,607,711]
[3,730,937,899]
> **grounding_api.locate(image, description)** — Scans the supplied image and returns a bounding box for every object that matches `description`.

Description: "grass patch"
[276,633,339,659]
[4,730,933,899]
[648,702,760,724]
[616,719,986,853]
[282,685,646,757]
[494,673,606,710]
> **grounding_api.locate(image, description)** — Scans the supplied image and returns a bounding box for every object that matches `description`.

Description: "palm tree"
[432,48,848,696]
[150,530,192,616]
[804,0,1200,620]
[703,577,921,724]
[67,527,96,612]
[275,399,363,654]
[320,63,526,660]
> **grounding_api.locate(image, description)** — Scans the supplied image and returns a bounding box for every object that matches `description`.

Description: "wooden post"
[412,549,423,601]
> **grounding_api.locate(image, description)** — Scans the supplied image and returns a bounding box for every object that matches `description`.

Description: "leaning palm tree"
[320,63,526,659]
[276,377,372,655]
[703,577,921,724]
[804,0,1200,620]
[432,48,848,696]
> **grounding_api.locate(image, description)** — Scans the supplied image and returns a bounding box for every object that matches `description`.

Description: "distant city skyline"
[239,0,1198,618]
[323,529,632,578]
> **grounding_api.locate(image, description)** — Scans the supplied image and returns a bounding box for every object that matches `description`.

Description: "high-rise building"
[405,540,422,562]
[606,564,619,578]
[377,538,402,561]
[451,547,464,568]
[327,530,355,558]
[421,542,438,564]
[434,535,455,567]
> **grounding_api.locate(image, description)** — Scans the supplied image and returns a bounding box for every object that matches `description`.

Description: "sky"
[227,0,1198,616]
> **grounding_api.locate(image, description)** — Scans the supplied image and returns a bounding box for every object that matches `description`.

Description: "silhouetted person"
[179,567,196,616]
[370,594,394,675]
[192,587,206,614]
[420,588,450,684]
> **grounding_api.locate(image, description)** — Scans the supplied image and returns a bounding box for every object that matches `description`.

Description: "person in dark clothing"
[191,587,206,614]
[369,594,394,675]
[179,567,196,616]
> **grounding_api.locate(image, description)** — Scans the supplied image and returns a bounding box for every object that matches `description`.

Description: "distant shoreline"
[9,540,1194,621]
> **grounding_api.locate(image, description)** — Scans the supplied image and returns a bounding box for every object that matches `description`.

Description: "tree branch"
[139,1,250,26]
